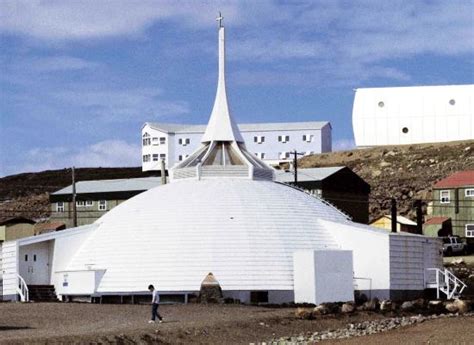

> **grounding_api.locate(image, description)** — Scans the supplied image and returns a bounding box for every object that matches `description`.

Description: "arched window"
[142,133,151,146]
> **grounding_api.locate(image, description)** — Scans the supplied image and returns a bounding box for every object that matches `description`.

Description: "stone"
[354,291,369,305]
[445,301,459,313]
[379,300,392,312]
[413,298,426,309]
[453,299,470,314]
[361,298,379,311]
[380,161,392,168]
[295,308,313,319]
[312,304,331,316]
[452,258,465,265]
[198,272,223,303]
[400,301,415,311]
[341,302,355,313]
[372,170,382,178]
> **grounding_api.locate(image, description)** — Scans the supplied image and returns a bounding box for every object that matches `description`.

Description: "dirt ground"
[0,303,472,344]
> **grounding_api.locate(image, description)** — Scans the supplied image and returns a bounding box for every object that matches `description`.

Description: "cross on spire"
[216,12,223,27]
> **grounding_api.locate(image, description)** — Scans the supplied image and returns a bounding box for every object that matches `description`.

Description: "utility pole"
[72,166,77,227]
[415,199,423,235]
[391,198,397,233]
[161,159,167,185]
[292,150,305,185]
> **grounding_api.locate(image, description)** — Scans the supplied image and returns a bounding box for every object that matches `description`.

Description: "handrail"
[16,274,29,302]
[426,268,466,299]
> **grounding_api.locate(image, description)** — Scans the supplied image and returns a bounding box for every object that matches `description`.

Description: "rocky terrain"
[0,140,472,223]
[300,140,474,222]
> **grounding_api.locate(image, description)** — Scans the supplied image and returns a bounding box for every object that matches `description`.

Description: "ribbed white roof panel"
[66,179,349,292]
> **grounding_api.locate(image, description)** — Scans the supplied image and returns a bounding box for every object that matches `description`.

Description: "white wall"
[353,85,474,147]
[320,220,391,295]
[1,241,19,300]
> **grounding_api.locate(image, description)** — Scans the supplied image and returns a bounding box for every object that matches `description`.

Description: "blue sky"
[1,0,473,176]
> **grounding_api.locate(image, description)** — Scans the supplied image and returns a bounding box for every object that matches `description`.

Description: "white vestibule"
[1,18,443,304]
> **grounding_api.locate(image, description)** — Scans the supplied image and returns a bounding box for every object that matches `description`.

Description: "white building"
[2,17,448,305]
[353,84,474,147]
[142,121,331,171]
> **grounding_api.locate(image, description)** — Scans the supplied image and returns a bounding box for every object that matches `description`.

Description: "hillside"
[300,140,474,222]
[0,140,473,223]
[0,167,157,221]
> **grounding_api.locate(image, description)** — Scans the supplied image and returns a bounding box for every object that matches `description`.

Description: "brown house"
[0,217,36,242]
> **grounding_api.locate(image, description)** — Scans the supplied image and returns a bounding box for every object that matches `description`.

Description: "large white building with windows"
[142,121,331,171]
[353,84,474,147]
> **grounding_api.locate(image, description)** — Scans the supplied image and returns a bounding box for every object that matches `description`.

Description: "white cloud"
[11,140,141,175]
[31,56,100,72]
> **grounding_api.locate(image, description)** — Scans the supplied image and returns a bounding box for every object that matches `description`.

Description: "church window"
[56,202,65,212]
[278,135,290,143]
[378,101,385,108]
[449,99,455,106]
[152,154,159,161]
[152,137,159,145]
[142,154,151,162]
[302,134,313,142]
[402,127,409,134]
[159,137,166,145]
[98,200,107,211]
[254,136,265,144]
[160,154,166,160]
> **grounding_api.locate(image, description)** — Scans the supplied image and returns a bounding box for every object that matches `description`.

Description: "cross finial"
[216,12,223,28]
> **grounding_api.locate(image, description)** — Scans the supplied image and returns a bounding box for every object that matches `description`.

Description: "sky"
[0,0,473,177]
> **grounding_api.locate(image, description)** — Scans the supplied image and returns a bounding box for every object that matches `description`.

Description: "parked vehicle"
[442,236,466,256]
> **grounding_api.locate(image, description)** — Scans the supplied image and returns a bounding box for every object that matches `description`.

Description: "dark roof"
[0,217,36,226]
[434,170,474,189]
[35,221,66,232]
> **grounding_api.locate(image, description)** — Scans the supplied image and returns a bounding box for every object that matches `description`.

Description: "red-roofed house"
[427,170,474,246]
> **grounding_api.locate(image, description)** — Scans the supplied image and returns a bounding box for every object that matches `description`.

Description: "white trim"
[440,190,450,204]
[465,188,474,197]
[98,200,107,211]
[56,202,65,212]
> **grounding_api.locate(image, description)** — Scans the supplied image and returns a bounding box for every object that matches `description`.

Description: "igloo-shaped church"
[2,17,443,304]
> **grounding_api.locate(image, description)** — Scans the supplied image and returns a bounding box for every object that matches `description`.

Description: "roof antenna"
[216,11,223,28]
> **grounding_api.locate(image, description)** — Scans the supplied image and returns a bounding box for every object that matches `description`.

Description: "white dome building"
[2,17,446,304]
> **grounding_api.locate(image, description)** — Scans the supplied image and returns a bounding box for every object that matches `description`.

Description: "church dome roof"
[66,179,349,292]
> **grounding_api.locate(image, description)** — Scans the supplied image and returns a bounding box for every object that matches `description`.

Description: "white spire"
[201,15,244,143]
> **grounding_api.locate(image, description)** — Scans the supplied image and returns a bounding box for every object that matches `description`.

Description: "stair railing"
[16,274,29,302]
[426,268,466,299]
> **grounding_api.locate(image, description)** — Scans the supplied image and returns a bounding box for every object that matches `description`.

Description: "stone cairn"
[198,272,223,304]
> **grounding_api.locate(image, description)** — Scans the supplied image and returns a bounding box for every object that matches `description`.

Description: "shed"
[370,215,418,234]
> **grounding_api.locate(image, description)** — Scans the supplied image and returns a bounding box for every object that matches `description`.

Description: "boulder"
[445,301,458,313]
[312,304,331,316]
[413,298,426,310]
[453,299,470,314]
[295,308,313,319]
[354,291,368,305]
[400,301,415,312]
[198,272,223,303]
[361,299,379,311]
[341,302,355,314]
[379,300,393,312]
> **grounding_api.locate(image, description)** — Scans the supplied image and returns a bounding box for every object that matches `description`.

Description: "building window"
[402,127,409,134]
[76,201,92,207]
[159,137,166,145]
[255,152,265,159]
[56,202,65,212]
[142,154,151,163]
[179,138,190,146]
[34,255,37,262]
[152,137,159,145]
[254,136,265,144]
[465,189,474,197]
[152,154,159,161]
[449,99,456,106]
[279,152,290,159]
[142,133,151,146]
[302,134,312,142]
[378,101,385,108]
[466,224,474,238]
[278,135,289,143]
[440,190,450,204]
[160,154,166,160]
[86,200,93,207]
[25,254,28,262]
[98,200,107,211]
[178,155,183,161]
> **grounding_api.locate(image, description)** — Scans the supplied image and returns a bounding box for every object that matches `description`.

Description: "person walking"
[148,284,163,324]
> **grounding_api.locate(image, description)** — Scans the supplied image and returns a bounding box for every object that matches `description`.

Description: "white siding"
[1,241,19,299]
[389,235,443,290]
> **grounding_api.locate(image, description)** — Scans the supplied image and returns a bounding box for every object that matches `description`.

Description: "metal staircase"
[426,268,467,299]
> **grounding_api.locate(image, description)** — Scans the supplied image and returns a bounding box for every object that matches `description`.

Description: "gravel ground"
[0,303,471,344]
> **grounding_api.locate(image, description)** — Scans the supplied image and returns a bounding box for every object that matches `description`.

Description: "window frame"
[98,200,107,211]
[56,201,65,212]
[466,224,474,238]
[465,188,474,197]
[142,132,151,146]
[152,154,159,161]
[159,137,166,145]
[440,190,450,204]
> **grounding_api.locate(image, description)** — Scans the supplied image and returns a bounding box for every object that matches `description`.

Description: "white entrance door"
[19,242,51,285]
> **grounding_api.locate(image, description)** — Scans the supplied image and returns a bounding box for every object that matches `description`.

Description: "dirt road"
[0,303,472,344]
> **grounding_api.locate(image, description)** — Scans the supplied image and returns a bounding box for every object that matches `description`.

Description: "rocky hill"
[0,167,157,221]
[300,140,474,222]
[0,140,473,223]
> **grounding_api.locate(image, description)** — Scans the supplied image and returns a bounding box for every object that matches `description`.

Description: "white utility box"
[293,250,354,304]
